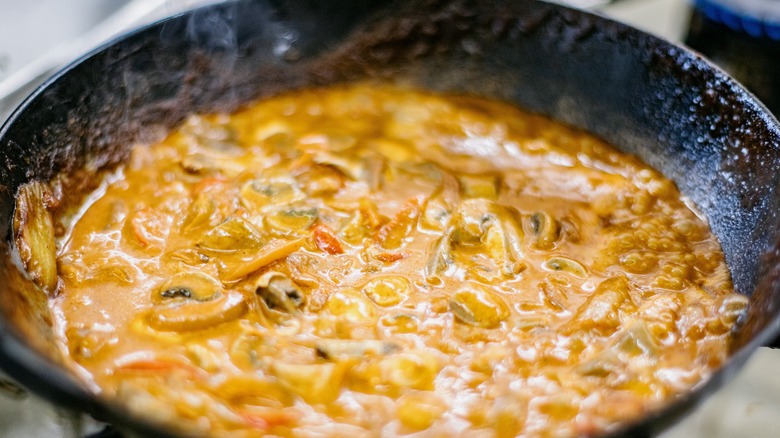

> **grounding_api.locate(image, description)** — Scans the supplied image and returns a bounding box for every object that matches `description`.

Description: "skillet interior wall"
[0,0,779,433]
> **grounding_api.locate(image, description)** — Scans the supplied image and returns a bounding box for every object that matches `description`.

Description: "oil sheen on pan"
[13,84,747,437]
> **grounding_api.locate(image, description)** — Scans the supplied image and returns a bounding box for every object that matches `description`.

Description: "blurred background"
[1,0,779,436]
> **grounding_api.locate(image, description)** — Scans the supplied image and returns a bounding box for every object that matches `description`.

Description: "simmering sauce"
[27,85,746,436]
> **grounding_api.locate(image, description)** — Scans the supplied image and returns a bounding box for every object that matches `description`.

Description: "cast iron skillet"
[1,0,779,436]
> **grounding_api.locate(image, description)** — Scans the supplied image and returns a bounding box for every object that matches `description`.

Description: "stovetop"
[2,0,780,437]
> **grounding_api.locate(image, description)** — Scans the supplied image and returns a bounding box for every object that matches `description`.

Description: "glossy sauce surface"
[51,85,746,437]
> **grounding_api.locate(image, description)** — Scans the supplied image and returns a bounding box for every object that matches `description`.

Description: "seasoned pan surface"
[1,0,779,436]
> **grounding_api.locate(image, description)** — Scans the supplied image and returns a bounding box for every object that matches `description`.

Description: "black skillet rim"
[0,1,778,437]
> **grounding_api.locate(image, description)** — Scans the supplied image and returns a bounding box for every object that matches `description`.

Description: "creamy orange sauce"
[47,84,745,437]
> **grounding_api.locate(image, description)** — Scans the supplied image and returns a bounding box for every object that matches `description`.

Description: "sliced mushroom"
[89,264,139,286]
[162,247,209,267]
[494,207,525,276]
[270,362,345,404]
[180,194,219,235]
[421,197,451,232]
[339,201,382,245]
[229,329,266,370]
[265,207,318,235]
[315,339,400,360]
[451,199,494,246]
[362,276,412,307]
[147,272,248,332]
[312,151,364,180]
[449,282,510,329]
[296,164,346,197]
[239,179,303,211]
[147,293,246,332]
[543,257,587,279]
[450,200,525,277]
[421,171,460,231]
[215,375,294,407]
[424,229,455,283]
[539,280,569,313]
[13,181,58,294]
[255,271,304,315]
[611,320,659,358]
[197,217,265,254]
[530,211,560,250]
[219,238,304,282]
[153,271,223,303]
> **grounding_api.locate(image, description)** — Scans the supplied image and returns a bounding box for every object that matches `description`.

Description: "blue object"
[694,0,780,40]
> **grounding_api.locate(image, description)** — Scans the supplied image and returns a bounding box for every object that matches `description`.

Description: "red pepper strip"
[130,208,167,247]
[115,359,205,380]
[373,251,409,263]
[193,176,227,195]
[312,223,344,254]
[374,198,420,249]
[238,409,296,429]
